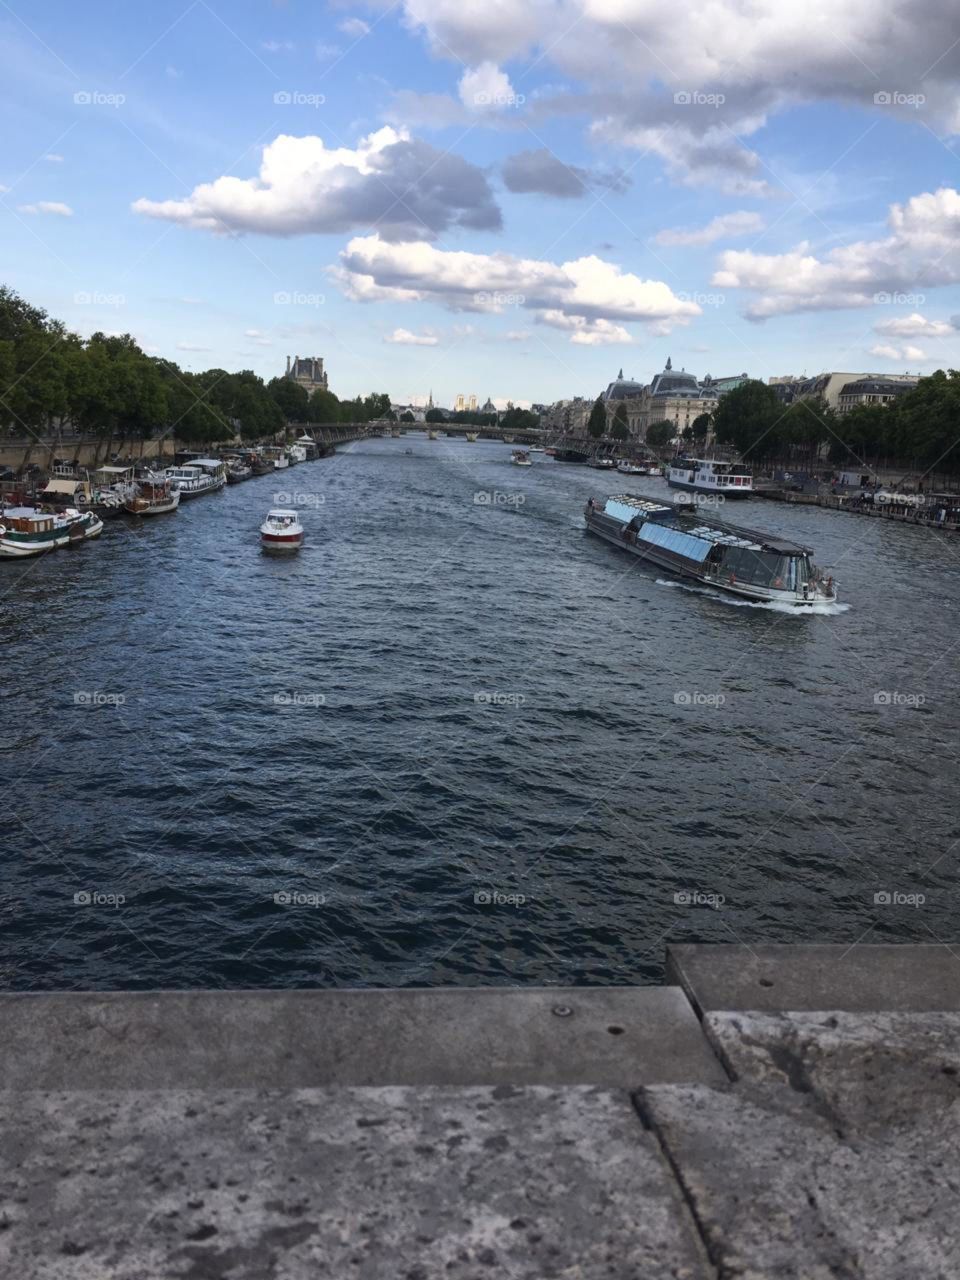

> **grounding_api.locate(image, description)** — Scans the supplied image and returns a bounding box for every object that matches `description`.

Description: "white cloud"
[874,312,957,339]
[385,327,439,345]
[870,343,927,362]
[538,311,633,344]
[262,40,295,52]
[399,0,960,191]
[177,343,210,352]
[316,42,343,61]
[505,329,531,341]
[165,65,182,79]
[244,328,273,345]
[714,186,960,318]
[333,234,699,341]
[17,201,72,216]
[655,210,764,246]
[458,61,520,112]
[339,18,371,37]
[132,127,501,240]
[44,153,64,163]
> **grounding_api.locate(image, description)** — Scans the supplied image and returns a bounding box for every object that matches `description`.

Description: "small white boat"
[617,461,649,475]
[511,450,532,467]
[260,508,304,553]
[0,505,103,558]
[164,459,227,498]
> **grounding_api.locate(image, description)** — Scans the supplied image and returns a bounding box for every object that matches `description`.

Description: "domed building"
[602,369,647,436]
[641,357,718,439]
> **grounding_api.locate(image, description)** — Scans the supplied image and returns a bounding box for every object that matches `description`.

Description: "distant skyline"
[2,1,958,405]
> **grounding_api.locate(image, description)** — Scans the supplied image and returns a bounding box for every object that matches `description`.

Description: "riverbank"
[3,944,958,1278]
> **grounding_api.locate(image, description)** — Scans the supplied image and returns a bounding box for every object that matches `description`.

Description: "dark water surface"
[3,437,957,989]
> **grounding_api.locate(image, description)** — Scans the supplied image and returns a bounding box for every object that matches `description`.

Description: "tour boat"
[583,494,836,607]
[465,432,478,443]
[617,461,649,475]
[124,475,180,516]
[164,459,226,498]
[0,505,104,558]
[668,457,752,499]
[260,508,304,552]
[511,450,532,466]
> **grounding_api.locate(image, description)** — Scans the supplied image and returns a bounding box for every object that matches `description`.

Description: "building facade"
[836,377,919,414]
[285,356,328,394]
[601,359,720,440]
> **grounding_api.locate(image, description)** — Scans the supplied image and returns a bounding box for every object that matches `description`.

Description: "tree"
[646,420,675,449]
[587,396,607,438]
[692,412,711,442]
[400,410,415,422]
[307,387,340,424]
[500,406,539,432]
[425,407,445,423]
[611,402,629,440]
[711,379,780,460]
[267,376,310,422]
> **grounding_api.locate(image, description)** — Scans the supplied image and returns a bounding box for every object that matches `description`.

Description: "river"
[2,436,956,989]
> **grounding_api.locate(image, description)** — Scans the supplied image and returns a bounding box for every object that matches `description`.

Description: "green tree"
[267,376,310,422]
[711,379,780,460]
[587,396,606,438]
[307,387,340,424]
[645,419,675,449]
[400,410,415,422]
[611,402,629,440]
[425,407,445,423]
[692,412,711,442]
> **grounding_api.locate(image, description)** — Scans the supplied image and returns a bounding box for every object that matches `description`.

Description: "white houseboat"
[668,457,752,498]
[164,459,226,498]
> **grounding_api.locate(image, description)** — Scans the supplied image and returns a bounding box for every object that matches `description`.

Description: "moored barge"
[584,493,836,606]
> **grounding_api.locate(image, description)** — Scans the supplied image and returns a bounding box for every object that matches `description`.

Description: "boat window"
[720,548,796,587]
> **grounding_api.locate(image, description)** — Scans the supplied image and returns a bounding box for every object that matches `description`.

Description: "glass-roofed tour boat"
[584,493,836,607]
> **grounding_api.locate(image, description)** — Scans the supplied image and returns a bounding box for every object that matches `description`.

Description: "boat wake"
[654,579,851,616]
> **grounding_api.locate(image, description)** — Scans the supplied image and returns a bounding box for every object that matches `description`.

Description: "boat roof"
[96,465,133,475]
[604,494,673,515]
[42,477,88,494]
[266,508,298,518]
[603,494,811,554]
[191,458,223,467]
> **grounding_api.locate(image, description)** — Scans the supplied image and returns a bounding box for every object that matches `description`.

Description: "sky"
[2,0,960,408]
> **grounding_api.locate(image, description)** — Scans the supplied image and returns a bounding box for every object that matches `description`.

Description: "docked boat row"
[584,493,836,607]
[0,434,330,559]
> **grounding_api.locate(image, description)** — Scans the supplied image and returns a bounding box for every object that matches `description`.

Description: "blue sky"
[2,0,960,407]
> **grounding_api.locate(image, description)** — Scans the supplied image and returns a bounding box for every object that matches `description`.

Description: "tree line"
[0,286,392,457]
[711,375,960,475]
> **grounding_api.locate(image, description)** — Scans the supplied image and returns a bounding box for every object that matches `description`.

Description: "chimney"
[286,356,291,374]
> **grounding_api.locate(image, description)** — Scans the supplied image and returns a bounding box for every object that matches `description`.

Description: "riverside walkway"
[3,944,959,1278]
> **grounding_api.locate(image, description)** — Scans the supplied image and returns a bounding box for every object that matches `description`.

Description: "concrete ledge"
[0,1085,713,1280]
[667,943,960,1013]
[0,987,726,1090]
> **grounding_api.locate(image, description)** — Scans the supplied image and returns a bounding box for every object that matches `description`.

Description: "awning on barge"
[637,521,712,564]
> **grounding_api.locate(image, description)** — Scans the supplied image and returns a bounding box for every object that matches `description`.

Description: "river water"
[3,437,957,990]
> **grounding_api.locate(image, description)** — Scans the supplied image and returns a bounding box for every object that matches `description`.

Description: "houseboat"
[164,459,226,498]
[583,493,836,607]
[0,505,103,558]
[124,474,180,516]
[293,435,319,460]
[617,460,650,475]
[260,508,304,553]
[668,457,753,499]
[260,447,289,471]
